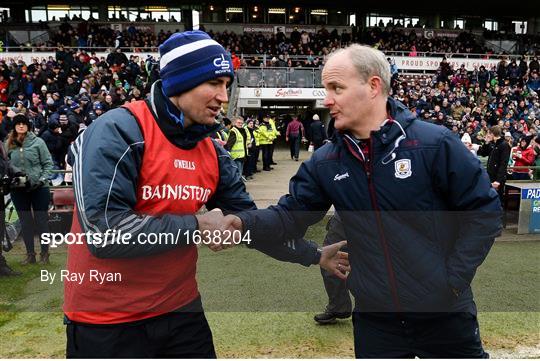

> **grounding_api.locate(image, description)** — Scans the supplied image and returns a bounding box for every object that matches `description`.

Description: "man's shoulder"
[406,118,451,145]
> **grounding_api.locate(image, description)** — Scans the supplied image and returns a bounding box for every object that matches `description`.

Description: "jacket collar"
[335,97,416,147]
[147,80,221,149]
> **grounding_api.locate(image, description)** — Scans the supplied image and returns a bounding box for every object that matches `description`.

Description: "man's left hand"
[320,240,350,280]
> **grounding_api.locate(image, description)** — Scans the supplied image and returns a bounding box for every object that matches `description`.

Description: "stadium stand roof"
[1,0,538,18]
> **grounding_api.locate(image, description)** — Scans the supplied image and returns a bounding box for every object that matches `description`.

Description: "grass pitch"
[0,219,538,358]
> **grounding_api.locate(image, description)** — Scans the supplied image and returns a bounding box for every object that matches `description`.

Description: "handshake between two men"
[195,208,351,280]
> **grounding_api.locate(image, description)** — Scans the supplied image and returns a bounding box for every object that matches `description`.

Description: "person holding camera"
[0,139,21,276]
[5,114,53,265]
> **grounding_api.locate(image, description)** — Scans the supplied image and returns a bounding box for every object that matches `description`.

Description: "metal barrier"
[509,166,540,181]
[50,169,73,189]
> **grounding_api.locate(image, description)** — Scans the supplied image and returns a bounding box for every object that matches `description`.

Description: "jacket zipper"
[365,137,402,312]
[346,136,402,312]
[20,147,26,174]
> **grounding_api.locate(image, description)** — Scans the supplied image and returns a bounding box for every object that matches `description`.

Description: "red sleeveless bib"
[64,101,219,324]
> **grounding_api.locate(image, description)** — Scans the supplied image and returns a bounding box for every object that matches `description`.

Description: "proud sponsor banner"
[391,56,501,72]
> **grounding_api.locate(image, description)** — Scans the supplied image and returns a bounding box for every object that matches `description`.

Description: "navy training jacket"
[238,97,502,313]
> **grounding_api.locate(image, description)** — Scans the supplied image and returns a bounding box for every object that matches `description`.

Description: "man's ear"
[369,76,382,99]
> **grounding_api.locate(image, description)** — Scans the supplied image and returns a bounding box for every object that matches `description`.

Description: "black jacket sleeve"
[495,142,511,184]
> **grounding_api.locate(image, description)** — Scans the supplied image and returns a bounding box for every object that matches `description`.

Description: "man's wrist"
[314,247,323,265]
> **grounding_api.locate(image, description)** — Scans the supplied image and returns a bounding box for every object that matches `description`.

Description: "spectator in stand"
[529,55,540,74]
[103,93,116,111]
[507,59,521,87]
[64,76,79,97]
[85,102,104,126]
[0,74,8,103]
[67,102,84,125]
[509,136,535,180]
[58,111,78,154]
[0,102,9,140]
[40,121,66,166]
[231,53,241,70]
[27,106,46,135]
[527,70,540,92]
[504,131,514,148]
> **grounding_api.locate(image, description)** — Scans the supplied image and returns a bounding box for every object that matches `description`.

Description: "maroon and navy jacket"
[64,80,321,324]
[238,98,502,314]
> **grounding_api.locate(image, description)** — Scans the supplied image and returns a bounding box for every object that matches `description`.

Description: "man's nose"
[323,94,334,107]
[216,84,228,103]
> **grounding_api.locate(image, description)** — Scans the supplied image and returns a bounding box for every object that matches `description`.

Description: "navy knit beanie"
[159,30,234,97]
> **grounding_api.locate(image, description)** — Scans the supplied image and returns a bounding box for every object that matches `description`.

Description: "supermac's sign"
[241,88,326,100]
[275,88,302,97]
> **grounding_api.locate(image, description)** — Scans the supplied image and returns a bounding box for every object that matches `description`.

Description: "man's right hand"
[206,214,243,252]
[195,208,224,249]
[196,208,225,229]
[196,210,244,252]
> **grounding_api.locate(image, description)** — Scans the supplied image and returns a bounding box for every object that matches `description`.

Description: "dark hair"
[519,136,531,149]
[12,114,30,126]
[7,115,31,150]
[489,125,502,137]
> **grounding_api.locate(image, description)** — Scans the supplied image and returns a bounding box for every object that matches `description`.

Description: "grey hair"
[327,44,391,95]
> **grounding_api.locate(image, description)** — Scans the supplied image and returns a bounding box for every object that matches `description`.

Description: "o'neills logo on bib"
[174,159,196,170]
[141,184,212,202]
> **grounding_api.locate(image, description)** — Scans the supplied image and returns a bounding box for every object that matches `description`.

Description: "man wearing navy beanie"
[64,30,348,358]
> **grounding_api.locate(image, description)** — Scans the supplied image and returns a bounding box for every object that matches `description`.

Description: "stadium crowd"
[17,19,528,58]
[389,55,540,179]
[0,28,539,182]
